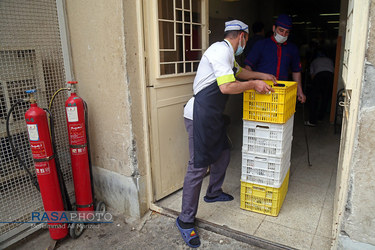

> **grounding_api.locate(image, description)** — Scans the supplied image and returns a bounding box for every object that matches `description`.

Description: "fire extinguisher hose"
[44,108,72,211]
[48,88,70,111]
[83,101,96,203]
[6,99,40,191]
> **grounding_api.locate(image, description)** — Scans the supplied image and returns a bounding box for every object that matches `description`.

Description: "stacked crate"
[240,80,297,216]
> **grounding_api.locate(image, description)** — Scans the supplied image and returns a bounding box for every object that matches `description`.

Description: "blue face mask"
[235,36,245,56]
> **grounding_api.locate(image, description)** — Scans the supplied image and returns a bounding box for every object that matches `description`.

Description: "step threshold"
[150,203,295,250]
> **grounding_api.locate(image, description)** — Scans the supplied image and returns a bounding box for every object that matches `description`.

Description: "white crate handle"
[254,156,268,162]
[256,125,270,129]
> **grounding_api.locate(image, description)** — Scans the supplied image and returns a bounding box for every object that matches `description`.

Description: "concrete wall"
[209,0,278,45]
[65,0,148,219]
[122,0,150,219]
[337,1,375,248]
[209,0,257,44]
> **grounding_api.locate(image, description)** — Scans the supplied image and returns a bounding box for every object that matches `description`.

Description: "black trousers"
[308,71,334,124]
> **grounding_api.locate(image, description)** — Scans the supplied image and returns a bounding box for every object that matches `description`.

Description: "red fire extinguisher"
[24,90,68,240]
[65,81,94,213]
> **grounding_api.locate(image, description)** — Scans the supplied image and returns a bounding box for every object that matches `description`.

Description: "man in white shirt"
[176,20,276,248]
[306,50,334,126]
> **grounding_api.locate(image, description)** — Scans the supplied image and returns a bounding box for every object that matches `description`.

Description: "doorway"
[158,104,339,249]
[149,0,344,249]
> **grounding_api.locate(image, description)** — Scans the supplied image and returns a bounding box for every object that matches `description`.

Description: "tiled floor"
[157,104,340,250]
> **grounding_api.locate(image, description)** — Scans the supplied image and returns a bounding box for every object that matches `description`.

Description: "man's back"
[310,56,334,76]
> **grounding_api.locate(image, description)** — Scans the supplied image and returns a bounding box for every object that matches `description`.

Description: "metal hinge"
[339,90,351,107]
[339,89,352,118]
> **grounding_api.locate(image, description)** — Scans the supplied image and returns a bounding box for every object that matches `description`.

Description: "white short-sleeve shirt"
[310,56,334,76]
[184,40,242,120]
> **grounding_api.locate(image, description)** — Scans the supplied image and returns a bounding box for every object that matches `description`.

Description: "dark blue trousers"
[178,118,230,223]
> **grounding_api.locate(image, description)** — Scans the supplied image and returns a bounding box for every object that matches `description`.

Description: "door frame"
[331,0,370,248]
[137,0,369,247]
[130,0,154,208]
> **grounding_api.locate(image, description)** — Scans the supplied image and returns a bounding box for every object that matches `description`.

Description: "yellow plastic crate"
[243,81,297,124]
[240,170,289,216]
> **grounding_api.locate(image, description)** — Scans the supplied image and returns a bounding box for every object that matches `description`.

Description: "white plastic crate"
[241,146,291,188]
[242,133,293,157]
[242,116,294,157]
[241,164,290,188]
[243,115,294,141]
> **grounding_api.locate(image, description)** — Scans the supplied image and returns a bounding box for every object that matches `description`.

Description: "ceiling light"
[320,13,340,16]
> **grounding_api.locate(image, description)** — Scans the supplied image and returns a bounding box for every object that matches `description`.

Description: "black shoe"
[204,192,234,203]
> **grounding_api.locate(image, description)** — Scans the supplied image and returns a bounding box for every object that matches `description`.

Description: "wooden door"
[143,0,209,200]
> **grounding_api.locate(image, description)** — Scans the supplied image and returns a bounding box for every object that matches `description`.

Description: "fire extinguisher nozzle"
[25,89,37,103]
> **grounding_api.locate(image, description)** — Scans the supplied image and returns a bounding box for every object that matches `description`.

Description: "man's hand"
[297,89,306,103]
[293,72,306,103]
[259,73,277,85]
[254,80,274,94]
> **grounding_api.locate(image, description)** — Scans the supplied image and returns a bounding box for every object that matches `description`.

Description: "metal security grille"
[158,0,203,76]
[0,0,73,245]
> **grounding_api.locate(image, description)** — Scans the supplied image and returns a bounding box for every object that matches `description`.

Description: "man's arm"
[237,67,277,83]
[219,80,274,95]
[292,72,306,103]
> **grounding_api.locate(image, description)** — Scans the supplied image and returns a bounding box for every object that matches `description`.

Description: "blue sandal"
[204,192,234,203]
[176,218,201,248]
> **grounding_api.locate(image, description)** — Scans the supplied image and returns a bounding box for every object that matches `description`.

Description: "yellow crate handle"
[264,80,297,89]
[253,186,266,192]
[273,83,285,87]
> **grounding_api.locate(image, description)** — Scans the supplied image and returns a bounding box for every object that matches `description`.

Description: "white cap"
[224,20,249,33]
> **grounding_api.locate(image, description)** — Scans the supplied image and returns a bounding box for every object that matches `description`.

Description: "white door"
[143,0,209,200]
[332,0,369,243]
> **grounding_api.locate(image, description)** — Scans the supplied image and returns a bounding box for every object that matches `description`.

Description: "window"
[158,0,203,76]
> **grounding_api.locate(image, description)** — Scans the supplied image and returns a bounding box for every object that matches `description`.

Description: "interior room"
[157,0,342,249]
